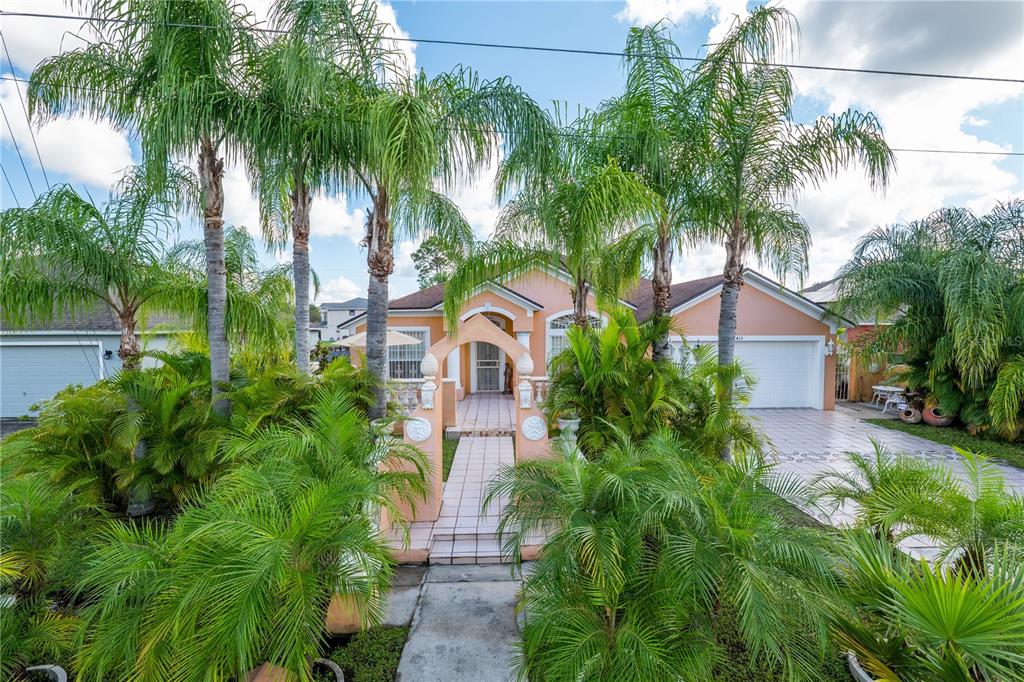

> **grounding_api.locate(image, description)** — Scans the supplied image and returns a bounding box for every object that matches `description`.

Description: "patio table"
[872,385,906,414]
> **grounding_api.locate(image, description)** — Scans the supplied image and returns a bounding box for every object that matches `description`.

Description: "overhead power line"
[1,9,1022,85]
[2,163,21,206]
[1,75,1020,158]
[0,99,36,195]
[1,31,49,188]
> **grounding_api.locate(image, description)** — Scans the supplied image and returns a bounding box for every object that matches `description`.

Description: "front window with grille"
[546,313,602,366]
[388,330,427,379]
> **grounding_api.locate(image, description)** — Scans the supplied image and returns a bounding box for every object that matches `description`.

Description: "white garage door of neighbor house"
[1,345,103,417]
[735,340,821,409]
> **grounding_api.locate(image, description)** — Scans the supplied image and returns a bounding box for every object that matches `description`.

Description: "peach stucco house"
[340,267,840,411]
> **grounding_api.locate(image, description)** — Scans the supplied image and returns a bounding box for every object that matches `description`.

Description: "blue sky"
[2,0,1022,303]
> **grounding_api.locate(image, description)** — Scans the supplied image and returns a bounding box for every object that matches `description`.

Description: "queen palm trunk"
[198,138,231,416]
[651,227,673,360]
[717,225,745,462]
[291,178,312,375]
[572,278,591,328]
[117,312,142,371]
[365,189,393,419]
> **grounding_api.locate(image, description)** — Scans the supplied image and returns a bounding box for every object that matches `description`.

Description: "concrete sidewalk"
[397,564,523,681]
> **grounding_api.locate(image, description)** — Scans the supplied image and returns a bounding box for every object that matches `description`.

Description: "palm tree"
[75,384,427,681]
[443,147,656,332]
[692,11,894,448]
[486,432,839,681]
[836,530,1024,681]
[590,8,794,359]
[833,200,1024,437]
[29,0,259,414]
[330,21,552,417]
[0,166,193,370]
[810,439,951,540]
[162,226,296,368]
[241,0,386,375]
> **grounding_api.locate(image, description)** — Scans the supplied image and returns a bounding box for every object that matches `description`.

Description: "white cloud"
[617,0,749,43]
[0,79,134,191]
[0,1,98,73]
[443,152,502,239]
[317,274,363,303]
[374,1,417,75]
[620,1,1024,286]
[310,192,366,242]
[784,0,1024,282]
[221,161,262,237]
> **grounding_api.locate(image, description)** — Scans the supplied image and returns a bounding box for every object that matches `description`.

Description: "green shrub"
[325,626,410,682]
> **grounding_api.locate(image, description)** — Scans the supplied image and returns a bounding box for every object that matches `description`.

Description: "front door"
[474,341,503,391]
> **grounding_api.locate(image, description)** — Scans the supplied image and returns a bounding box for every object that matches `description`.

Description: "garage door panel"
[735,341,819,408]
[1,346,102,417]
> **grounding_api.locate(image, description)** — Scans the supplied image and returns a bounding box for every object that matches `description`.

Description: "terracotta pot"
[900,407,922,424]
[922,406,953,427]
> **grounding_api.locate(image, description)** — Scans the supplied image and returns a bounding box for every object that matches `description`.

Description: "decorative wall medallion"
[406,417,432,442]
[521,416,546,441]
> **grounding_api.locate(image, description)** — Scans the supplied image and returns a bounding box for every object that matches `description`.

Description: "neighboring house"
[346,267,841,410]
[319,297,368,342]
[0,307,175,418]
[802,277,890,403]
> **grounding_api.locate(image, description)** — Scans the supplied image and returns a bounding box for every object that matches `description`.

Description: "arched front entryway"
[383,313,551,564]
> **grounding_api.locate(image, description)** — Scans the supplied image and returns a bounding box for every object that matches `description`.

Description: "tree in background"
[412,234,463,288]
[0,166,193,369]
[309,304,321,324]
[30,0,259,414]
[833,200,1024,438]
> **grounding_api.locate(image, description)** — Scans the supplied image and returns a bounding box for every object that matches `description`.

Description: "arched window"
[546,312,602,366]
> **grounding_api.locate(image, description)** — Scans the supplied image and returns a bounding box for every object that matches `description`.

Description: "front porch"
[452,392,516,436]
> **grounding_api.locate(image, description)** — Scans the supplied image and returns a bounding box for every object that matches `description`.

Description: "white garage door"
[1,345,103,417]
[735,340,821,408]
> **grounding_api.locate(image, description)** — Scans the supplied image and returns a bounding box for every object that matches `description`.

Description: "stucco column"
[447,347,461,391]
[515,331,530,352]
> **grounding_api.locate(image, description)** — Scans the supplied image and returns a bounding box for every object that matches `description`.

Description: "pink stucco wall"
[362,271,835,409]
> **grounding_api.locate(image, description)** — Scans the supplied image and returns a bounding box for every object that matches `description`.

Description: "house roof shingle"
[1,304,184,333]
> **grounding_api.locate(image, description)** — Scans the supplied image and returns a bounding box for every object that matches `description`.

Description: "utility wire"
[2,163,20,206]
[1,75,1020,158]
[1,9,1022,85]
[0,99,36,195]
[0,31,50,188]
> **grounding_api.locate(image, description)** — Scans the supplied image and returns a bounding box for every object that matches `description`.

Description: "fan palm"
[74,384,426,681]
[443,145,656,332]
[589,7,794,358]
[691,10,893,451]
[836,530,1024,682]
[833,200,1024,437]
[0,166,193,370]
[30,0,259,414]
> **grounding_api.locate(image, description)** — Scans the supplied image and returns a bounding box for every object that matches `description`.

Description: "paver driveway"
[746,408,1024,559]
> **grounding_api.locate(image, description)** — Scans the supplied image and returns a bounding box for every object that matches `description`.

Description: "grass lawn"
[442,437,459,482]
[320,626,410,682]
[866,419,1024,469]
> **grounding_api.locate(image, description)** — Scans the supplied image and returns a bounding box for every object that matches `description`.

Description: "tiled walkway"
[385,436,516,564]
[453,393,515,435]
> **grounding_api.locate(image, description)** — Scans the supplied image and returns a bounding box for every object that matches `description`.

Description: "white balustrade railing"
[389,378,421,415]
[531,376,550,407]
